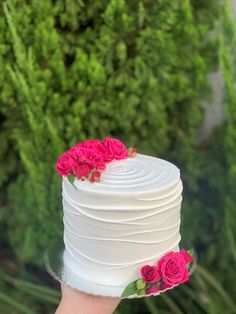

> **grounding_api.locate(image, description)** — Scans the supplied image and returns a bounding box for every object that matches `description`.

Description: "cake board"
[45,239,197,300]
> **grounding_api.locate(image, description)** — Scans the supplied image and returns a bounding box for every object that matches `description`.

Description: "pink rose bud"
[128,147,137,157]
[141,265,160,284]
[180,249,193,264]
[90,170,101,182]
[145,285,160,295]
[159,281,173,291]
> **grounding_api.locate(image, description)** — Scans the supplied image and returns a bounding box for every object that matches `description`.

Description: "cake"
[55,138,193,298]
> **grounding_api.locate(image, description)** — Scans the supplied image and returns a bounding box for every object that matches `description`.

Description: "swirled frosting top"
[72,153,180,194]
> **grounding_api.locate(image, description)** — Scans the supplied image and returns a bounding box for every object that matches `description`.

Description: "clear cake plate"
[45,239,197,300]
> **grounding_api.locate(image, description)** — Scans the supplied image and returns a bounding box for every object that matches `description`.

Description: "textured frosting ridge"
[62,154,182,296]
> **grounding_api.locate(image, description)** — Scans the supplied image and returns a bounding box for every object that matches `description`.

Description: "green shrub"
[218,0,236,295]
[0,0,219,264]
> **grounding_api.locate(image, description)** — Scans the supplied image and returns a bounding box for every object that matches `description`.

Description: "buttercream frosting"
[62,153,182,296]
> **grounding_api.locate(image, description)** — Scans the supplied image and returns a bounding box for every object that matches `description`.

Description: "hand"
[55,283,120,314]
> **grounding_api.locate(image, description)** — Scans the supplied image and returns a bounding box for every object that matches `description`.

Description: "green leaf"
[136,278,146,290]
[67,174,75,184]
[187,249,194,256]
[121,281,137,298]
[137,288,145,295]
[67,175,76,189]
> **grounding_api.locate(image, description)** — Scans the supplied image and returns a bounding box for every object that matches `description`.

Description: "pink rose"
[63,146,80,161]
[157,251,189,287]
[56,153,75,176]
[102,137,128,162]
[90,170,101,182]
[80,148,105,170]
[76,139,106,158]
[73,163,91,179]
[141,265,160,284]
[72,147,105,171]
[145,285,160,295]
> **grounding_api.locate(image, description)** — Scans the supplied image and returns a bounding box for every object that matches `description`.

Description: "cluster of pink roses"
[56,137,137,182]
[140,249,193,295]
[122,249,193,297]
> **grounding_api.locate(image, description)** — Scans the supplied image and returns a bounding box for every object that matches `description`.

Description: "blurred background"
[0,0,236,313]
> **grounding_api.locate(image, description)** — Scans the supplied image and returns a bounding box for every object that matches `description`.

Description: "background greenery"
[0,0,235,313]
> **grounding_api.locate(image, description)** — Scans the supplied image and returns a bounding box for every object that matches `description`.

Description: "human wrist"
[55,284,120,314]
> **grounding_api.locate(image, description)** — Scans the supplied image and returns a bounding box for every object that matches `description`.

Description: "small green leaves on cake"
[121,281,137,298]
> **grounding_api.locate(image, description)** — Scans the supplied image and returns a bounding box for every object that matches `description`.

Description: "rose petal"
[159,281,174,291]
[145,285,160,295]
[180,267,189,283]
[180,249,193,264]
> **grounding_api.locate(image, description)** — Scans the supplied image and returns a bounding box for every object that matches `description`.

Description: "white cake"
[61,153,182,297]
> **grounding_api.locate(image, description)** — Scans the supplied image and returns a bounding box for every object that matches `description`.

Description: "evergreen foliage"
[218,0,236,294]
[0,0,218,263]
